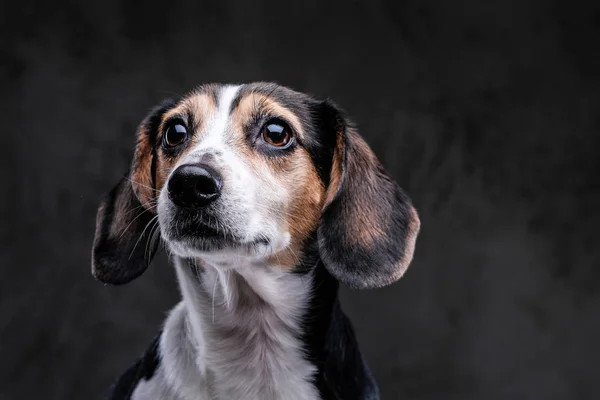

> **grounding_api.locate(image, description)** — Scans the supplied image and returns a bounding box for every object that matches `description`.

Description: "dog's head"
[92,83,420,289]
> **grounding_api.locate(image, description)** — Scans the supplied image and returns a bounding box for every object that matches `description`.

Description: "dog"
[92,82,420,400]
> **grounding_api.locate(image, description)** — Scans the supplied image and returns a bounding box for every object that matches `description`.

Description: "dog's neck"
[172,249,379,400]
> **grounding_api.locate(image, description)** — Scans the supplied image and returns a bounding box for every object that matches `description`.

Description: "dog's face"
[153,84,328,267]
[92,82,420,289]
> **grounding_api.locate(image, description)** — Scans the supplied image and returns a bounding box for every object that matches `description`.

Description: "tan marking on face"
[226,92,325,269]
[160,93,215,128]
[231,93,304,139]
[151,94,217,197]
[234,144,325,270]
[265,149,325,269]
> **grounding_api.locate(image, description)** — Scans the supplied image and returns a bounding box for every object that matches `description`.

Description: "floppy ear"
[91,174,160,284]
[91,100,176,285]
[318,102,420,289]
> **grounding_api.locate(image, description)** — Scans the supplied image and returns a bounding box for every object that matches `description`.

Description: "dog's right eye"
[163,124,188,148]
[261,120,292,148]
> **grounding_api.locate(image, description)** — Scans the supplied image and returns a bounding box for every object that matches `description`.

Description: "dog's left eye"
[261,120,292,148]
[164,124,188,148]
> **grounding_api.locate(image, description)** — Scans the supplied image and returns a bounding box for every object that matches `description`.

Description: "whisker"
[212,269,218,323]
[129,215,160,260]
[121,202,156,219]
[145,219,162,261]
[127,178,161,193]
[118,207,153,240]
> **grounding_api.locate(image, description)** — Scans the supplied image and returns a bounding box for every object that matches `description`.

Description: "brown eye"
[163,123,187,148]
[261,121,292,147]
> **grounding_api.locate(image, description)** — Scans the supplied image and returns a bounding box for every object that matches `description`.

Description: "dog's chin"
[162,223,275,263]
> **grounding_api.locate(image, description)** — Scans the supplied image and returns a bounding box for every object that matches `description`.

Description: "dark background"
[1,0,599,399]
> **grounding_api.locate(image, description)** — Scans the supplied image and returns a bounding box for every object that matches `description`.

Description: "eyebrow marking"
[230,92,304,139]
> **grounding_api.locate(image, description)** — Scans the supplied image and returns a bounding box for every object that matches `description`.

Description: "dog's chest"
[175,262,320,400]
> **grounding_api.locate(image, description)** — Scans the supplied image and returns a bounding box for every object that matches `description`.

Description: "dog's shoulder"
[107,331,162,400]
[317,308,381,400]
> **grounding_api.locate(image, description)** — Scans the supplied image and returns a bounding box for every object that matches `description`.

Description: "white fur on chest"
[156,258,320,400]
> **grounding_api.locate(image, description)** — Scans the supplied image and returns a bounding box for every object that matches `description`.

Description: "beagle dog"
[92,82,420,400]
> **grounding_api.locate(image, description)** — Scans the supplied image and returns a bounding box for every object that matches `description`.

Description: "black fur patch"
[303,99,339,186]
[299,243,380,400]
[143,99,179,182]
[108,332,162,400]
[141,99,180,149]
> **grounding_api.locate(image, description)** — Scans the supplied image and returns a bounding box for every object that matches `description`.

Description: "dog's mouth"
[164,214,270,253]
[173,217,236,248]
[178,220,226,240]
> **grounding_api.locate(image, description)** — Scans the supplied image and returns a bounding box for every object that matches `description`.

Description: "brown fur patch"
[153,94,217,198]
[323,128,387,247]
[346,131,388,248]
[323,127,344,208]
[230,93,304,139]
[266,149,325,269]
[131,123,157,209]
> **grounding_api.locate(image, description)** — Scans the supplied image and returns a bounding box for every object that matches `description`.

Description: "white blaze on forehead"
[196,85,241,151]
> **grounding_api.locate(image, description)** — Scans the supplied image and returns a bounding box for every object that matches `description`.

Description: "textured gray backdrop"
[1,0,599,399]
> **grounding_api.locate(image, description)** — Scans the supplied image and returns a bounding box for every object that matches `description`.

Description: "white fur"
[132,257,319,400]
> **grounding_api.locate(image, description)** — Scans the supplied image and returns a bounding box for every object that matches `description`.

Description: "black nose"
[168,164,222,208]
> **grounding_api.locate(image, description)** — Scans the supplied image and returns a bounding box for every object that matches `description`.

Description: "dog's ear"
[317,101,420,289]
[91,100,176,285]
[91,174,160,284]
